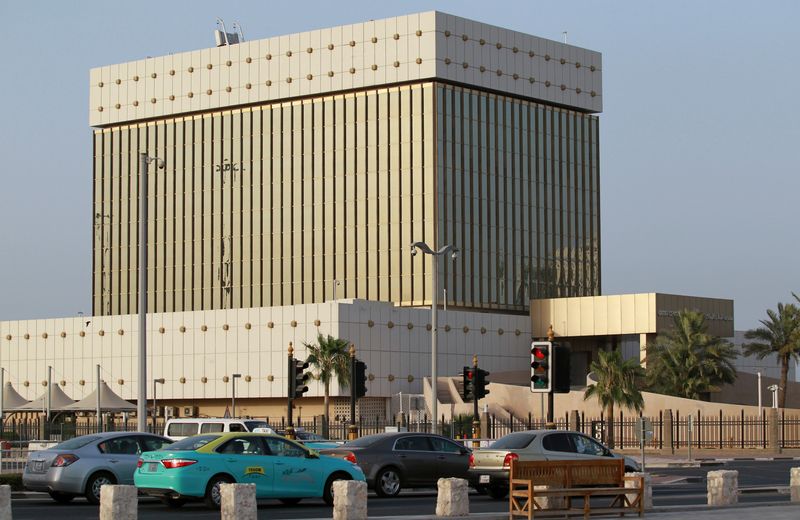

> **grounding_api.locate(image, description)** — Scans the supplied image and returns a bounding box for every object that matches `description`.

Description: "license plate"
[147,462,159,472]
[32,460,44,472]
[479,474,490,484]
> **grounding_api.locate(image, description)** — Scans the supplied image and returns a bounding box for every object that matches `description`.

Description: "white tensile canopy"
[61,381,136,412]
[15,384,75,411]
[1,382,30,410]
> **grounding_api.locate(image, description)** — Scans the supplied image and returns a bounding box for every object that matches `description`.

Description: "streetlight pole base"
[285,425,296,440]
[347,424,359,440]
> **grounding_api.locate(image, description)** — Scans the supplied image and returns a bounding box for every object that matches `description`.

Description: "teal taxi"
[134,432,364,509]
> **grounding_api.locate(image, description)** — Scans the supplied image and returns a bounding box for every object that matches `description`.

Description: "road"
[11,460,795,519]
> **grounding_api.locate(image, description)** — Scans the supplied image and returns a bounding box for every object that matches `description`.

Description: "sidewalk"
[618,448,800,468]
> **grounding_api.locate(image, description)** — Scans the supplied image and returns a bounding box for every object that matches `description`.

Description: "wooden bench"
[509,459,644,519]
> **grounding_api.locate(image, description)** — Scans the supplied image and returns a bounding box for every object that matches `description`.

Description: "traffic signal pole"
[348,344,358,440]
[286,342,296,440]
[472,355,480,448]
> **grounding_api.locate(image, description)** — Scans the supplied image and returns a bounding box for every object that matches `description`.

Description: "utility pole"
[546,325,555,428]
[286,343,295,440]
[472,354,480,448]
[349,344,358,440]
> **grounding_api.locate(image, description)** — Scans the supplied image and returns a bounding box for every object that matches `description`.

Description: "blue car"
[134,432,364,508]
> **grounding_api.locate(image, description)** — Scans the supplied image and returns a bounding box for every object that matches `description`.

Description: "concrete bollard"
[333,480,367,520]
[0,485,10,520]
[532,485,565,510]
[220,483,256,520]
[625,472,652,510]
[791,467,800,502]
[706,470,738,506]
[436,478,469,517]
[99,484,137,520]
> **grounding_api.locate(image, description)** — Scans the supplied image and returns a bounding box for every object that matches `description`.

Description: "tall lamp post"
[410,241,458,434]
[152,378,165,432]
[138,153,165,432]
[231,374,242,418]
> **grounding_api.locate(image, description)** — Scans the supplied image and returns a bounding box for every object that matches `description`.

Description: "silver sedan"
[23,431,172,504]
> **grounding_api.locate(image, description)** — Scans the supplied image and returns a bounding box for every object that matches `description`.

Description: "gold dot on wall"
[407,322,414,330]
[223,376,230,383]
[169,69,175,75]
[388,374,395,382]
[444,325,451,332]
[479,39,486,45]
[371,37,377,43]
[407,375,414,382]
[328,43,334,50]
[115,79,121,84]
[159,327,165,334]
[117,329,124,335]
[515,329,522,336]
[226,60,232,66]
[4,335,10,341]
[118,379,124,385]
[286,50,292,57]
[481,327,487,334]
[79,331,85,337]
[444,30,451,37]
[267,321,274,328]
[462,34,468,41]
[151,72,157,78]
[496,42,502,49]
[444,58,451,65]
[169,95,175,101]
[387,321,394,329]
[245,375,252,382]
[367,320,374,327]
[479,66,486,72]
[349,41,356,47]
[187,92,193,98]
[24,333,30,340]
[24,381,29,387]
[60,380,66,387]
[371,64,377,71]
[529,77,535,84]
[245,323,252,330]
[576,88,582,94]
[201,325,207,332]
[222,324,229,331]
[201,376,208,383]
[265,80,272,87]
[245,83,251,89]
[545,80,551,87]
[60,332,66,338]
[267,375,274,382]
[498,328,505,335]
[207,63,213,69]
[513,47,519,53]
[349,67,356,74]
[41,333,48,339]
[290,320,297,328]
[314,319,321,327]
[41,380,47,387]
[463,62,469,69]
[416,58,422,64]
[463,326,469,333]
[179,377,186,384]
[590,91,597,97]
[225,86,232,92]
[513,73,519,80]
[97,106,104,112]
[246,57,252,63]
[98,81,104,87]
[560,84,566,91]
[393,61,400,68]
[529,51,535,58]
[393,33,400,40]
[206,89,212,95]
[115,103,121,109]
[328,71,334,77]
[496,69,502,76]
[286,77,292,83]
[575,62,581,68]
[368,373,375,381]
[416,30,423,37]
[150,98,156,104]
[590,65,596,72]
[188,66,194,72]
[307,74,313,80]
[179,326,186,333]
[545,54,551,61]
[98,330,105,336]
[133,75,139,81]
[133,100,139,106]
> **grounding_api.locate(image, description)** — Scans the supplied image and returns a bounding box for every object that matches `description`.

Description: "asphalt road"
[10,460,795,519]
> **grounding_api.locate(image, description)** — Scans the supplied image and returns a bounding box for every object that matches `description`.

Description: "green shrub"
[0,474,23,491]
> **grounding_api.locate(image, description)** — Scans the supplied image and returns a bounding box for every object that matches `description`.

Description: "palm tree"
[646,310,738,399]
[584,349,644,448]
[743,302,800,409]
[304,334,351,435]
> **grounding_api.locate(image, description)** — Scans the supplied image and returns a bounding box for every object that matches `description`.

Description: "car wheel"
[279,497,302,505]
[160,496,187,508]
[323,472,352,506]
[204,474,234,509]
[48,491,74,503]
[375,466,402,498]
[487,484,508,500]
[84,471,116,505]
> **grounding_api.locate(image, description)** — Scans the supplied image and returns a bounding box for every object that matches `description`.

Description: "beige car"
[468,430,640,499]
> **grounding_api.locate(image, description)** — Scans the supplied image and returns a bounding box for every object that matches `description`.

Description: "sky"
[0,0,798,330]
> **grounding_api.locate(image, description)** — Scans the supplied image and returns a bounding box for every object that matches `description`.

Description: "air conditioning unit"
[164,406,178,418]
[183,406,199,417]
[154,406,164,418]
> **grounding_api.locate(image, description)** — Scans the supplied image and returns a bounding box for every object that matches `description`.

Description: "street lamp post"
[232,374,242,418]
[152,378,165,432]
[138,153,164,433]
[410,241,458,434]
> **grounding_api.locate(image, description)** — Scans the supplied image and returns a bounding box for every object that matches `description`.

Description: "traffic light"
[530,341,552,392]
[474,368,490,399]
[353,360,368,398]
[292,358,311,398]
[553,344,571,393]
[462,367,475,402]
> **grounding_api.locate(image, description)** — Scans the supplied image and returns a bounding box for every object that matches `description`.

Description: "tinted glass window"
[218,437,266,456]
[490,433,537,450]
[139,436,172,452]
[542,433,574,453]
[167,422,198,437]
[54,436,101,450]
[264,437,307,457]
[343,434,382,447]
[394,437,432,451]
[168,435,218,451]
[571,434,606,456]
[244,421,270,431]
[98,436,140,455]
[200,423,224,433]
[430,437,464,454]
[228,423,246,432]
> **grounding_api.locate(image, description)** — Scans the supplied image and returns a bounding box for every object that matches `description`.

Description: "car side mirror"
[460,447,470,455]
[306,450,320,459]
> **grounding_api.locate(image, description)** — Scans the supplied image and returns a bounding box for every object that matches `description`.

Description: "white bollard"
[220,483,256,520]
[99,484,137,520]
[706,470,738,506]
[0,485,10,520]
[791,467,800,502]
[625,472,652,510]
[333,480,367,520]
[436,478,469,517]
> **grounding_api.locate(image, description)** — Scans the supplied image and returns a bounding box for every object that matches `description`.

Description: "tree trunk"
[606,403,615,449]
[780,354,789,409]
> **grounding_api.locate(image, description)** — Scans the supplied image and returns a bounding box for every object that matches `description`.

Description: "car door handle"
[275,462,285,466]
[437,456,446,460]
[398,455,407,459]
[226,458,237,463]
[109,459,119,464]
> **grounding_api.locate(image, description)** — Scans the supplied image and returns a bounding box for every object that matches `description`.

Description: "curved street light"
[410,241,458,434]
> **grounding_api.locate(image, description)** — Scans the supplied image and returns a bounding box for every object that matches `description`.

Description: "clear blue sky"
[1,0,798,330]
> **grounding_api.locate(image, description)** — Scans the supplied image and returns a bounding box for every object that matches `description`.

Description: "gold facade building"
[90,12,603,316]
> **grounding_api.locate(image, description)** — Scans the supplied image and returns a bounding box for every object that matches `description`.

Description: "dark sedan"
[321,432,471,497]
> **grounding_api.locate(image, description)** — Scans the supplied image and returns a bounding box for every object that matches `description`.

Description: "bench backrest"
[510,458,625,488]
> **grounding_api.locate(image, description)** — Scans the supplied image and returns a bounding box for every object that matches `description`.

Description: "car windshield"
[490,432,537,449]
[343,434,384,447]
[54,436,101,450]
[166,435,219,451]
[244,421,269,431]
